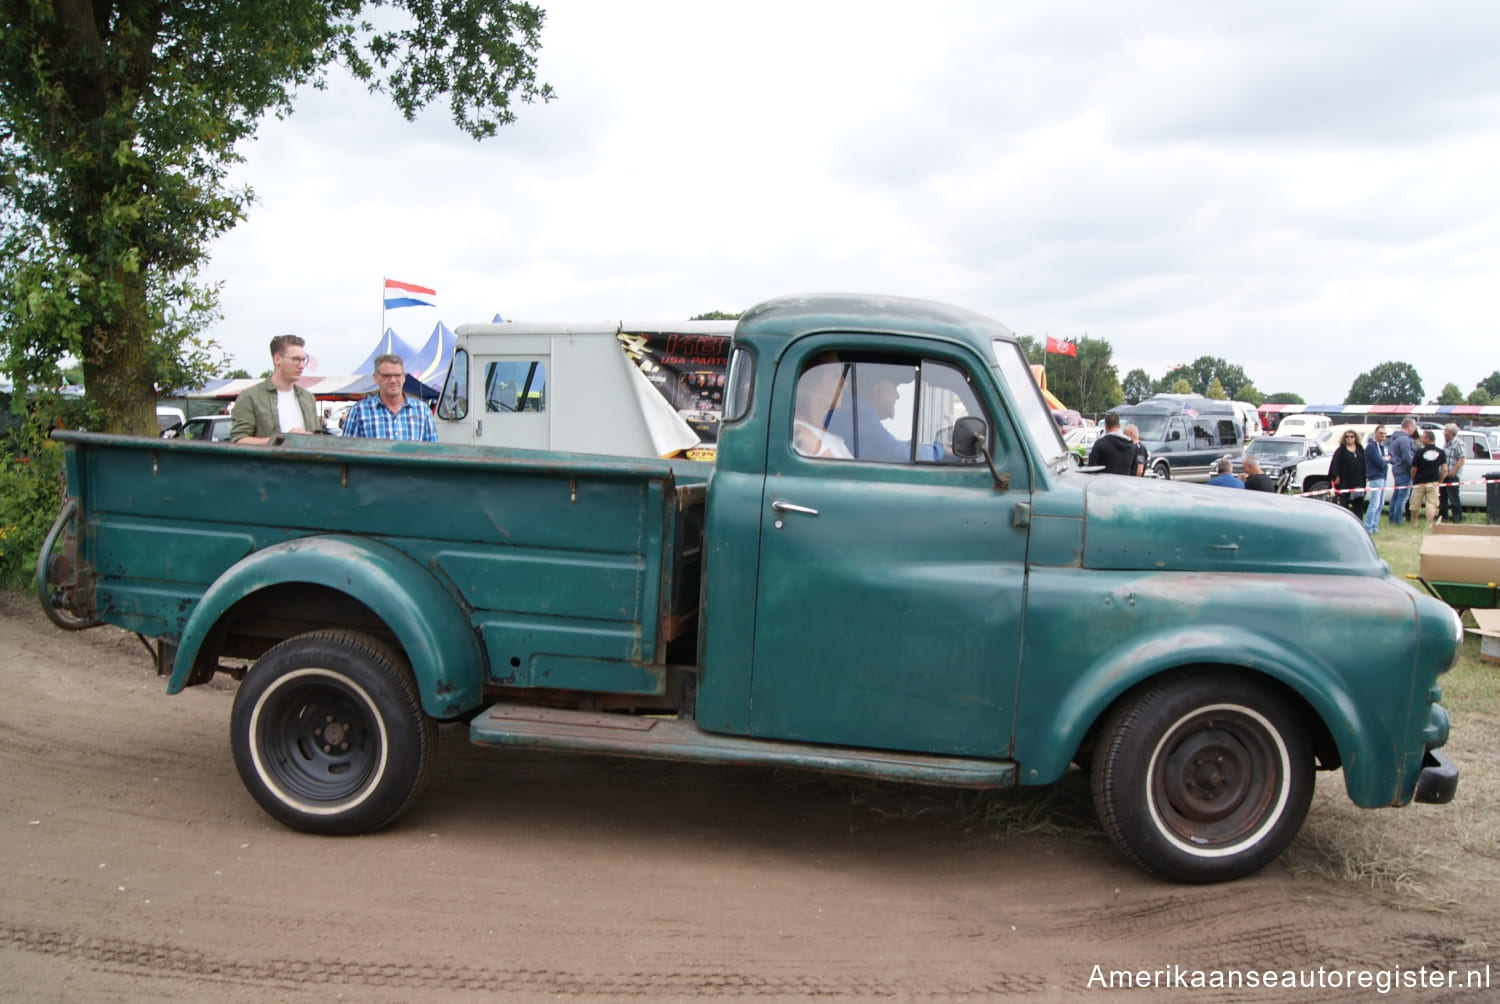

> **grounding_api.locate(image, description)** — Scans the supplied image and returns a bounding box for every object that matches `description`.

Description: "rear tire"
[1090,672,1313,883]
[1152,460,1171,480]
[230,630,435,835]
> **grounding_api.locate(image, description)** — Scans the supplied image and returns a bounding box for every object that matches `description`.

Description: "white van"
[1275,413,1331,437]
[434,320,734,459]
[1233,401,1264,440]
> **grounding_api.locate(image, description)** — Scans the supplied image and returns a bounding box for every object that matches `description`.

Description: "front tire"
[1090,672,1313,883]
[1152,460,1171,480]
[230,630,436,835]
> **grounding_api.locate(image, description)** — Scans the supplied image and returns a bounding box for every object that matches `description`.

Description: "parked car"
[1275,413,1331,438]
[178,415,233,442]
[1063,424,1102,466]
[1235,437,1325,493]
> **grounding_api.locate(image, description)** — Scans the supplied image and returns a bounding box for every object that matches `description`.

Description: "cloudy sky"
[204,0,1499,405]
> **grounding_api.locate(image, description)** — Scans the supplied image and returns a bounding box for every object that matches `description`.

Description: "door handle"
[770,499,819,516]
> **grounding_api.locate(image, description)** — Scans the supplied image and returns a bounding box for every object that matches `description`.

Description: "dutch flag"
[384,278,437,310]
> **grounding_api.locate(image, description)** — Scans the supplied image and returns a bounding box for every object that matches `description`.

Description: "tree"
[1177,356,1252,400]
[1479,371,1500,399]
[691,310,743,321]
[226,368,252,380]
[1236,381,1263,406]
[1014,335,1042,365]
[1265,392,1305,405]
[1205,377,1227,400]
[2,1,553,434]
[1121,368,1153,406]
[1170,377,1192,394]
[1345,362,1423,405]
[1469,387,1492,406]
[1437,382,1465,406]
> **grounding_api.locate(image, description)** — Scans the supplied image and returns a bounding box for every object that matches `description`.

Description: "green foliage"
[1,0,552,434]
[1205,376,1227,400]
[690,310,743,321]
[0,390,95,588]
[1172,356,1252,400]
[1437,382,1464,406]
[1014,335,1041,364]
[1469,387,1492,406]
[1345,362,1423,404]
[226,368,252,380]
[1479,371,1500,399]
[1170,377,1192,394]
[1265,391,1305,405]
[1236,381,1263,406]
[1121,368,1152,405]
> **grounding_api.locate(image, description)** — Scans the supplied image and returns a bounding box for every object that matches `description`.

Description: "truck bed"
[54,432,710,699]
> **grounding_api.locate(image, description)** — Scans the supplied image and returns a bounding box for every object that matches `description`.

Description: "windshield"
[1248,439,1305,460]
[1121,414,1170,441]
[991,339,1067,464]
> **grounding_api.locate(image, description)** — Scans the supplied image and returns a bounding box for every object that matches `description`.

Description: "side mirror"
[951,416,988,459]
[1169,430,1181,441]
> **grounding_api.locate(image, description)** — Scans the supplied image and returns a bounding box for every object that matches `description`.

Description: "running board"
[469,703,1015,789]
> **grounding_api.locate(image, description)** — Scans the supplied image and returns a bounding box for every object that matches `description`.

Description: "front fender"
[168,536,484,719]
[1015,622,1399,807]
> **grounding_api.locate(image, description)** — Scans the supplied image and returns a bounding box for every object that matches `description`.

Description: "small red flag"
[1045,336,1076,358]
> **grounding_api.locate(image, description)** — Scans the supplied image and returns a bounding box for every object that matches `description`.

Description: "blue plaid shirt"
[341,395,437,442]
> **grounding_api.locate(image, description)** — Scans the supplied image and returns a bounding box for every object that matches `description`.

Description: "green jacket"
[229,378,319,441]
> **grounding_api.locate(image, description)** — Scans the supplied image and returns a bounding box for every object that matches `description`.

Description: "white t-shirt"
[276,389,303,433]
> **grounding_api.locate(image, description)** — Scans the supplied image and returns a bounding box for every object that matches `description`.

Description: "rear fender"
[168,536,483,719]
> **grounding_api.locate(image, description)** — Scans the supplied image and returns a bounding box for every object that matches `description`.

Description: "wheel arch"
[1015,628,1396,803]
[168,536,484,720]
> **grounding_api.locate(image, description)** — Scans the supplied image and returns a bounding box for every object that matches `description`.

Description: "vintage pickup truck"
[37,293,1460,883]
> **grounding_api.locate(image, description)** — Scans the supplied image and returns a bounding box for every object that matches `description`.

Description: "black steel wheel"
[1090,672,1313,883]
[230,630,435,835]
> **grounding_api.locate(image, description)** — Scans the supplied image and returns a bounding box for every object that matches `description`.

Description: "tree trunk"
[82,270,158,436]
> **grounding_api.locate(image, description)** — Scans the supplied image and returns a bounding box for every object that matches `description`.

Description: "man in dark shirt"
[1242,455,1277,492]
[1409,431,1447,529]
[1086,412,1136,475]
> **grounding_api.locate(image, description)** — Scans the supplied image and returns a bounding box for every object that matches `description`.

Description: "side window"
[1217,419,1238,447]
[437,348,469,420]
[1167,418,1186,442]
[484,360,546,413]
[791,356,988,465]
[1193,420,1214,447]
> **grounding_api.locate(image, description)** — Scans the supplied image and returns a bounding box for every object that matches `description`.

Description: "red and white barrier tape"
[1300,477,1494,500]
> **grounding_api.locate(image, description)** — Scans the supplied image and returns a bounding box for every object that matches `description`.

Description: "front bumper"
[1414,749,1458,804]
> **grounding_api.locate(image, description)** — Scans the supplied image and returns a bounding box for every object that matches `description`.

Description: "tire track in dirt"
[0,921,1048,998]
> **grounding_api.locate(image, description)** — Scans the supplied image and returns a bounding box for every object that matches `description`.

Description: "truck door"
[748,342,1029,758]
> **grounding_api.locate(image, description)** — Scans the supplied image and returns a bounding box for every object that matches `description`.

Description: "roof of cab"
[734,293,1015,356]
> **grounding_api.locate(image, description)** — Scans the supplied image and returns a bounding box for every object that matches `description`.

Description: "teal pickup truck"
[38,294,1460,883]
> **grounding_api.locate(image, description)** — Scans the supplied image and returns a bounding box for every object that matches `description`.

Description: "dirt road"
[1,590,1495,1002]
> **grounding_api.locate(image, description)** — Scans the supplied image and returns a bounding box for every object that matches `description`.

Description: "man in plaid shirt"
[341,353,437,442]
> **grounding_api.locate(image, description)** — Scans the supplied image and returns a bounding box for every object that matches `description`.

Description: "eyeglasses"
[280,354,308,366]
[376,371,405,381]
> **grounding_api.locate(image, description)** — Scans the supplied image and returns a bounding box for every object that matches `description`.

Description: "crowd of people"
[228,336,436,444]
[1084,410,1474,530]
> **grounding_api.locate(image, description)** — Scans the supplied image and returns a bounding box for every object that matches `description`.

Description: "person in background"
[1386,417,1416,525]
[1207,457,1245,489]
[1241,455,1277,492]
[1122,423,1148,476]
[1086,411,1135,475]
[1327,429,1367,518]
[791,360,854,459]
[341,354,438,442]
[1362,425,1389,535]
[1409,430,1447,529]
[229,334,318,444]
[1439,423,1466,524]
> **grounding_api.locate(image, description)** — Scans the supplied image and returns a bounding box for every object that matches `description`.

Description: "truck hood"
[1080,474,1385,576]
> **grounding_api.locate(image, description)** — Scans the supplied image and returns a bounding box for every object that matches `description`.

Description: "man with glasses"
[341,353,437,442]
[229,334,319,444]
